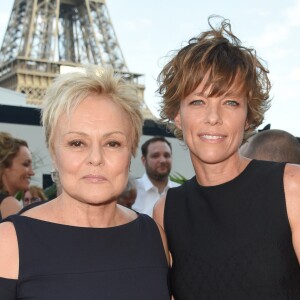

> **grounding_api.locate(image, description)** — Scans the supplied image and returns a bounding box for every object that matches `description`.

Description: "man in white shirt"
[132,136,180,217]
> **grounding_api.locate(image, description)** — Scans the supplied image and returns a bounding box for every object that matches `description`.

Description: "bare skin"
[283,164,300,263]
[0,197,22,219]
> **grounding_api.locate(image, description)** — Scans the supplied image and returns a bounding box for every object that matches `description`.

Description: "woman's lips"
[82,175,107,183]
[199,133,226,142]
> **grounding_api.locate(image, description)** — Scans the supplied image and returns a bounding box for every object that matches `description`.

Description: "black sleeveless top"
[165,160,300,299]
[0,213,170,299]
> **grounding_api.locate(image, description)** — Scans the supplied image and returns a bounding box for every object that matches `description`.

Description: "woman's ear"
[245,119,250,131]
[50,148,58,172]
[174,112,182,130]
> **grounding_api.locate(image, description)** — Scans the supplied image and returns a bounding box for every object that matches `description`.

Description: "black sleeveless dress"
[165,160,300,299]
[0,213,170,299]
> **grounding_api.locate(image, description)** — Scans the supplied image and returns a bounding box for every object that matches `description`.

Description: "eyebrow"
[63,131,128,138]
[192,91,242,98]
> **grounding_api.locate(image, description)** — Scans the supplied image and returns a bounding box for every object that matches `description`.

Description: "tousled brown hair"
[158,16,271,140]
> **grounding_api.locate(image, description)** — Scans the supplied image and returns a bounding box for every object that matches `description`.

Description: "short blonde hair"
[42,66,143,156]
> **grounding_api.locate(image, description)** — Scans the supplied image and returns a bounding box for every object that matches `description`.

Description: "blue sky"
[1,0,300,136]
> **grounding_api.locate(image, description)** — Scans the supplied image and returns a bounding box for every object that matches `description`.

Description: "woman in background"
[0,132,35,220]
[23,185,48,207]
[0,66,170,299]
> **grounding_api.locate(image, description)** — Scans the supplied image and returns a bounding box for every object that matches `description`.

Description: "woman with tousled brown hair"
[154,16,300,299]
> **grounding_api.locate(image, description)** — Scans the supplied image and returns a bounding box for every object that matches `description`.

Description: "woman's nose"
[205,104,223,125]
[29,167,35,176]
[88,144,104,166]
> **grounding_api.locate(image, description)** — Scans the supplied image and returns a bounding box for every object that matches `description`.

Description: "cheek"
[11,167,23,180]
[55,150,83,174]
[148,159,158,166]
[108,154,131,172]
[181,111,197,130]
[180,117,194,141]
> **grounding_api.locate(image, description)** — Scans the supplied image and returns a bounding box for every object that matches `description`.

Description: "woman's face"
[23,190,43,206]
[2,146,35,195]
[52,94,132,206]
[174,78,248,167]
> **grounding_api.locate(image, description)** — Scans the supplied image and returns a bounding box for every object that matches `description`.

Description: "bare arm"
[0,222,19,279]
[284,163,300,263]
[153,195,166,229]
[153,196,173,266]
[154,196,174,299]
[1,196,22,219]
[155,222,170,266]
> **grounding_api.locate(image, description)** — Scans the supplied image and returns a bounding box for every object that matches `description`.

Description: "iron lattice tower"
[0,0,154,119]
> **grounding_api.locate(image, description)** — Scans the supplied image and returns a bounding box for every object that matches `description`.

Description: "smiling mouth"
[201,135,225,140]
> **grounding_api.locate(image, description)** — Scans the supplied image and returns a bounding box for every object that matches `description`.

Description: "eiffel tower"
[0,0,154,119]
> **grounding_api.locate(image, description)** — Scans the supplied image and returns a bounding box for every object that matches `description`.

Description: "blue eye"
[225,100,239,106]
[190,99,205,105]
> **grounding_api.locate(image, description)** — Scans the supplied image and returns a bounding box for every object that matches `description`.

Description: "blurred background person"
[117,178,137,209]
[240,129,300,164]
[0,132,34,220]
[0,66,170,299]
[132,136,179,217]
[23,185,48,207]
[43,169,63,201]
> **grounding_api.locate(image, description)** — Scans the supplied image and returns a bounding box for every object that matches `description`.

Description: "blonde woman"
[0,67,170,299]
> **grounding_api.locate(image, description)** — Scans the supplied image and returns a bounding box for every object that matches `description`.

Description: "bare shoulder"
[283,164,300,262]
[284,163,300,181]
[284,163,300,202]
[0,222,19,279]
[153,195,166,229]
[0,196,22,219]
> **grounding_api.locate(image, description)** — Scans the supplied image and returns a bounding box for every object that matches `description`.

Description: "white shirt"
[132,173,180,217]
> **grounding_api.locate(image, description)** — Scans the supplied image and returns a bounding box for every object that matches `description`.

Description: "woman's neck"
[192,155,251,186]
